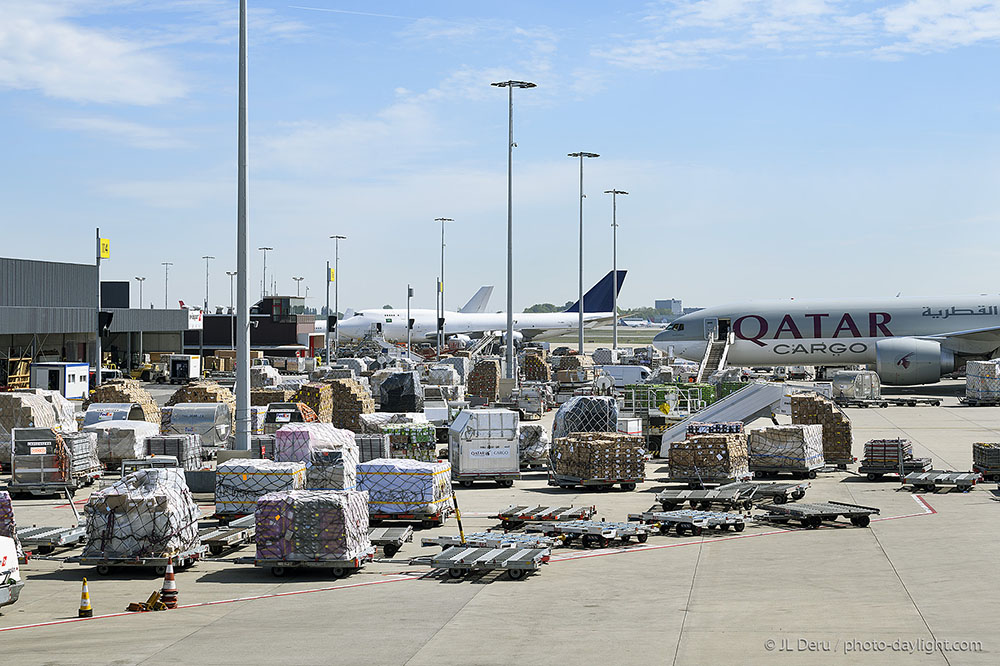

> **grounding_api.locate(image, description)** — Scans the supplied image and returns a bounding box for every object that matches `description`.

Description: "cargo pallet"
[858,457,932,481]
[492,504,596,529]
[749,465,821,480]
[202,514,255,556]
[903,471,981,492]
[369,508,452,530]
[16,524,87,554]
[74,544,208,576]
[409,545,550,581]
[837,397,941,408]
[547,472,641,492]
[368,526,414,557]
[655,486,755,512]
[236,548,375,578]
[757,501,879,528]
[422,532,555,550]
[524,520,652,547]
[720,481,809,505]
[628,509,746,535]
[453,472,518,489]
[972,464,1000,483]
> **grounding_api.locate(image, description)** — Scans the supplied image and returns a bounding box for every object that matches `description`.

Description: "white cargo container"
[448,409,520,487]
[168,355,201,383]
[830,370,881,401]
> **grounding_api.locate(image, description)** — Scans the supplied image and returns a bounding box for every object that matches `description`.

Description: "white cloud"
[0,2,186,105]
[53,116,189,149]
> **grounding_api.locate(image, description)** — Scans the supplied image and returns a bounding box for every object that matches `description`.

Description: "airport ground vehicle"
[757,501,880,528]
[491,504,596,529]
[524,520,651,547]
[903,471,981,492]
[0,536,24,609]
[596,365,652,388]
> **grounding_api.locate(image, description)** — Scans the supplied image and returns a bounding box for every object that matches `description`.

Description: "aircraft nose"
[653,329,672,343]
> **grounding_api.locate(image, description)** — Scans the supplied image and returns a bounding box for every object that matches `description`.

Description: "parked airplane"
[652,296,1000,385]
[338,271,627,344]
[318,286,494,335]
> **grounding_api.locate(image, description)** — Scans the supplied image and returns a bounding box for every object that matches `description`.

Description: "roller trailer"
[410,545,550,580]
[719,481,809,505]
[903,471,981,492]
[368,525,414,557]
[858,457,932,481]
[201,515,256,556]
[655,485,756,511]
[236,547,376,578]
[547,471,641,492]
[628,509,746,536]
[73,544,208,576]
[837,397,941,407]
[369,507,452,530]
[491,504,596,529]
[421,532,555,550]
[523,520,652,547]
[15,524,87,555]
[667,472,754,490]
[757,501,880,528]
[750,466,821,480]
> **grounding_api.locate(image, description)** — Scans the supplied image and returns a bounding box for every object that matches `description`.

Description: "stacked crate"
[251,388,293,407]
[973,443,1000,477]
[790,394,854,465]
[559,354,593,370]
[669,433,749,482]
[256,490,372,561]
[84,380,160,423]
[146,434,203,470]
[748,425,824,473]
[551,432,645,481]
[468,360,501,401]
[863,438,914,465]
[327,379,375,431]
[291,382,333,422]
[523,353,552,382]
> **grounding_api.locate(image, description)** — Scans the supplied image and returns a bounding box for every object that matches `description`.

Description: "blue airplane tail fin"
[563,270,627,314]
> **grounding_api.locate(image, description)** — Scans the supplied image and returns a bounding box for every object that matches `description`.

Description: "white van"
[598,365,652,388]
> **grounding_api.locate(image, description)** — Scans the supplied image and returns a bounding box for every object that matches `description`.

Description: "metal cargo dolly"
[655,485,756,511]
[523,520,652,547]
[719,481,809,505]
[369,525,414,557]
[835,398,890,408]
[409,545,550,581]
[453,471,519,488]
[236,547,376,578]
[628,509,746,536]
[491,504,596,529]
[757,501,880,528]
[369,507,452,530]
[903,471,981,492]
[961,397,1000,407]
[972,464,1000,483]
[15,524,88,555]
[881,397,941,407]
[201,514,256,556]
[422,532,555,550]
[858,457,932,481]
[667,471,753,490]
[750,464,822,480]
[73,544,208,576]
[547,471,641,492]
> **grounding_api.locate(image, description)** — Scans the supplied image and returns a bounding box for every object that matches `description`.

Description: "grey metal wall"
[0,257,96,307]
[0,306,188,335]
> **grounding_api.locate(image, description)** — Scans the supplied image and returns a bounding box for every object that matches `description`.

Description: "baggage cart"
[547,471,641,492]
[903,471,981,492]
[73,544,208,576]
[369,525,413,557]
[369,507,452,530]
[236,547,375,578]
[757,501,880,528]
[409,545,549,581]
[523,520,652,547]
[628,509,746,535]
[491,504,596,529]
[15,524,88,555]
[422,532,555,550]
[718,481,809,505]
[972,463,1000,483]
[750,465,821,480]
[858,457,932,481]
[655,485,756,511]
[9,428,102,497]
[960,397,1000,407]
[201,514,256,556]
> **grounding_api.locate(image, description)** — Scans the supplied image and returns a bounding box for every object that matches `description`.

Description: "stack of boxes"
[215,459,306,515]
[790,394,854,465]
[84,421,161,467]
[84,380,160,423]
[523,351,552,382]
[551,432,645,481]
[251,388,294,407]
[357,458,452,516]
[146,434,203,470]
[973,442,1000,477]
[327,379,375,431]
[274,423,358,490]
[669,433,749,482]
[291,383,333,422]
[255,489,372,562]
[355,433,391,463]
[467,360,501,401]
[383,423,438,462]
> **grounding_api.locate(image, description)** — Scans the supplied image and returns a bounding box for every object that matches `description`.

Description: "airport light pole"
[407,285,413,356]
[235,0,250,451]
[568,151,599,354]
[95,228,102,386]
[434,218,453,357]
[292,276,304,297]
[330,235,345,359]
[161,262,173,308]
[604,189,627,350]
[492,79,536,380]
[202,256,215,310]
[134,276,145,367]
[226,271,237,349]
[258,247,272,298]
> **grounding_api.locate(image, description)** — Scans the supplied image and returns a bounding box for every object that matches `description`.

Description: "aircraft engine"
[875,337,954,385]
[502,330,524,346]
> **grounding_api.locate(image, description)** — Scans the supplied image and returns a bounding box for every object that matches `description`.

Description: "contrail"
[288,6,416,20]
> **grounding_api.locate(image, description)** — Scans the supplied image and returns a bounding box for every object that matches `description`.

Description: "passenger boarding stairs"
[696,332,734,382]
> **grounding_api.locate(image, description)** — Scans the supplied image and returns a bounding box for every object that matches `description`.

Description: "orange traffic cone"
[160,559,178,609]
[78,578,93,617]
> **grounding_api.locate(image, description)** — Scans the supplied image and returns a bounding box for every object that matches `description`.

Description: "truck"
[0,536,24,610]
[448,408,521,487]
[167,355,201,384]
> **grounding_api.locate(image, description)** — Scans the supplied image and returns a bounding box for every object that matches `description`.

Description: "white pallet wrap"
[274,423,358,490]
[357,458,452,515]
[748,425,824,472]
[82,468,200,559]
[966,360,1000,401]
[438,357,471,383]
[215,459,306,514]
[518,424,551,466]
[256,489,372,561]
[427,365,460,386]
[85,420,161,466]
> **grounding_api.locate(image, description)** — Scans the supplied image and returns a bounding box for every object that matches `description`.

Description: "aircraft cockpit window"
[667,323,683,331]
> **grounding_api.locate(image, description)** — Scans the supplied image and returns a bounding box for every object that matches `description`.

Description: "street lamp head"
[226,271,237,277]
[603,189,629,195]
[161,262,173,266]
[203,255,215,260]
[434,217,454,223]
[134,276,145,281]
[568,152,600,159]
[258,246,273,251]
[329,235,346,240]
[492,80,536,89]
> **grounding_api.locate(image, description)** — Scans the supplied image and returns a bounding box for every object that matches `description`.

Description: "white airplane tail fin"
[458,286,494,313]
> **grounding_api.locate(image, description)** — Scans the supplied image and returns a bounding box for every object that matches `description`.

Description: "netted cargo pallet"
[518,424,550,468]
[668,433,750,486]
[255,489,372,567]
[553,396,618,439]
[972,442,1000,481]
[0,491,24,560]
[748,425,825,477]
[215,459,306,516]
[358,458,452,527]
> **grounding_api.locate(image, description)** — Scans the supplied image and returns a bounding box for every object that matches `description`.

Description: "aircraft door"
[703,317,718,341]
[718,318,731,339]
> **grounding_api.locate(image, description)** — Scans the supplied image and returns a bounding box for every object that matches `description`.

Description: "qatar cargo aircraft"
[338,271,626,344]
[652,296,1000,385]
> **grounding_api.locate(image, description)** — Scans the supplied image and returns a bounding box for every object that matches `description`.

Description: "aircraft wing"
[921,325,1000,355]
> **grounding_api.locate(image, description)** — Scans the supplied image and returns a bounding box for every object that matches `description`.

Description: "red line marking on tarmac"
[1,496,937,633]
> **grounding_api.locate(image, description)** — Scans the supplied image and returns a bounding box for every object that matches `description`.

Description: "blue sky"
[1,1,998,312]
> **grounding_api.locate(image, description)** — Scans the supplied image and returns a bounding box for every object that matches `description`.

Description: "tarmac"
[2,380,998,665]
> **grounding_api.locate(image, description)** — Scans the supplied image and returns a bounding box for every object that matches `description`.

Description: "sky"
[1,0,999,313]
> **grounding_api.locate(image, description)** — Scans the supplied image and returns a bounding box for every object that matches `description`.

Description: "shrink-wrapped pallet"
[669,433,749,481]
[687,422,744,436]
[82,468,200,559]
[251,388,294,407]
[966,360,1000,401]
[85,421,161,466]
[274,423,358,490]
[327,378,375,431]
[250,406,267,435]
[255,489,371,561]
[518,424,551,466]
[383,422,438,462]
[146,434,203,470]
[379,372,423,413]
[748,425,824,472]
[355,433,391,463]
[251,364,282,388]
[790,394,853,464]
[338,358,370,376]
[84,380,160,423]
[551,432,645,480]
[358,412,427,433]
[437,357,471,383]
[291,382,333,422]
[215,459,306,514]
[0,491,24,560]
[468,360,501,401]
[357,458,452,514]
[553,396,618,440]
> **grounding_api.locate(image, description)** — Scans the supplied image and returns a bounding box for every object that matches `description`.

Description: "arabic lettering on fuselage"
[733,312,893,348]
[921,306,998,319]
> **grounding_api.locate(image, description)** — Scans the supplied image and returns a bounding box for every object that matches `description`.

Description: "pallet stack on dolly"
[903,471,981,493]
[757,501,879,528]
[668,426,751,489]
[548,431,645,492]
[524,520,652,547]
[628,509,746,535]
[972,443,1000,482]
[491,504,596,530]
[8,428,102,498]
[747,425,824,480]
[409,544,550,580]
[720,481,809,505]
[858,439,932,481]
[655,485,756,511]
[358,459,454,529]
